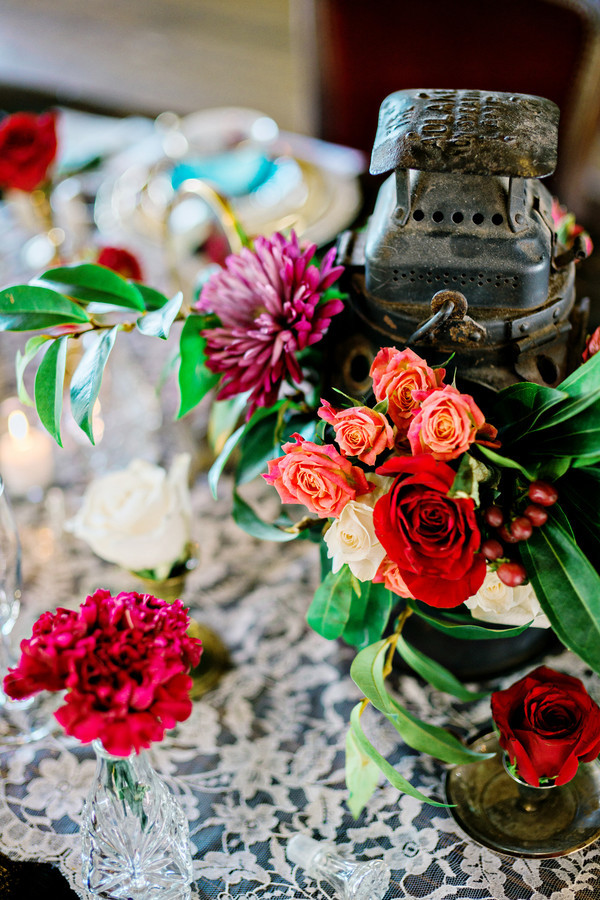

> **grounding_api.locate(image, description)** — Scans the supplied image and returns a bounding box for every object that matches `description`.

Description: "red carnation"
[0,111,58,192]
[373,454,486,608]
[3,589,202,756]
[492,666,600,786]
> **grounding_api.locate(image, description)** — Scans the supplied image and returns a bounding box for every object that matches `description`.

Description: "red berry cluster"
[481,480,558,587]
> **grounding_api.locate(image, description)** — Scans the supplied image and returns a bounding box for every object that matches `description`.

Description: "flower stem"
[383,605,412,678]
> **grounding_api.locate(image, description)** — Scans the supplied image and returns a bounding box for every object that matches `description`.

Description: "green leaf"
[560,467,600,529]
[407,599,532,640]
[493,382,564,440]
[307,566,355,639]
[394,634,488,701]
[342,582,393,649]
[351,641,493,767]
[0,285,91,331]
[332,388,365,407]
[345,726,382,819]
[15,335,51,405]
[558,348,600,398]
[558,470,600,566]
[349,704,450,808]
[535,457,572,481]
[208,394,248,454]
[208,423,245,498]
[521,515,600,673]
[573,454,600,469]
[351,640,392,713]
[177,314,220,418]
[38,264,145,311]
[134,283,171,311]
[527,402,600,460]
[385,696,495,765]
[136,292,183,339]
[235,413,281,485]
[69,326,118,443]
[34,337,68,445]
[232,488,300,542]
[476,445,537,481]
[448,453,491,504]
[373,397,389,415]
[528,388,600,433]
[234,399,297,486]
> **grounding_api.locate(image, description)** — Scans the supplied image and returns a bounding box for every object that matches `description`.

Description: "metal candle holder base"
[446,732,600,858]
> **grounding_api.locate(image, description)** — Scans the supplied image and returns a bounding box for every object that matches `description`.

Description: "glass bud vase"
[81,740,193,899]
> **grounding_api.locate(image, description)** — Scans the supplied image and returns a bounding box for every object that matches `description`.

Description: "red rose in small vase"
[491,665,600,787]
[373,454,486,607]
[0,111,58,192]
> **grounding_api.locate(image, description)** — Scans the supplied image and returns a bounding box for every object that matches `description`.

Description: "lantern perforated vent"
[391,269,520,289]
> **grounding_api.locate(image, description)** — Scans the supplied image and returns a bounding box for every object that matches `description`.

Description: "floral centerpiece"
[1,221,599,812]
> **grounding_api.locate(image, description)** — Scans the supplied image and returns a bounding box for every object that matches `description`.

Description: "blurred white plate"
[95,107,364,252]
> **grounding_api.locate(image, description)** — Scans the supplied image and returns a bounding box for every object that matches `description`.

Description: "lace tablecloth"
[2,467,600,900]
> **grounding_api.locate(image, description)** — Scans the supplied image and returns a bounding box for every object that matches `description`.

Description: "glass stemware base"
[446,731,600,858]
[0,690,56,744]
[135,568,230,699]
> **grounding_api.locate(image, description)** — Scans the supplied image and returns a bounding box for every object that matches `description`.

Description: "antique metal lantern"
[333,88,590,398]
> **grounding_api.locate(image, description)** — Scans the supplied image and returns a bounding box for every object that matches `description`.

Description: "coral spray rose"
[370,347,445,432]
[263,434,371,518]
[318,399,394,465]
[408,384,493,461]
[491,666,600,787]
[373,454,486,607]
[0,110,58,192]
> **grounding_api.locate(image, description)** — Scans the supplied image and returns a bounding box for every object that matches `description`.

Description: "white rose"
[465,568,550,629]
[324,500,386,581]
[67,455,192,577]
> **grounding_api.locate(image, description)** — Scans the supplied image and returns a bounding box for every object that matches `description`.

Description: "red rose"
[491,665,600,787]
[96,246,143,281]
[0,111,58,192]
[373,454,486,608]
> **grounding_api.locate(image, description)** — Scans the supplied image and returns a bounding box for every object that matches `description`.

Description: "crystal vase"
[81,740,193,899]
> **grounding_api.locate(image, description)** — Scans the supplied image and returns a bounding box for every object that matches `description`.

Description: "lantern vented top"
[370,89,559,178]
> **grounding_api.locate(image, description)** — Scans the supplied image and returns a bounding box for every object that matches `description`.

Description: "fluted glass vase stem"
[81,740,193,899]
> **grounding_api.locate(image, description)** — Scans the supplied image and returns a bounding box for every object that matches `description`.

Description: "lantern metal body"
[333,89,589,397]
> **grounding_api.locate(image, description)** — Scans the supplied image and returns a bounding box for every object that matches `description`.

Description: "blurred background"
[1,0,600,287]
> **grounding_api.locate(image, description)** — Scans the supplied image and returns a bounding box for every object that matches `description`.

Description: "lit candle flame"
[7,410,29,442]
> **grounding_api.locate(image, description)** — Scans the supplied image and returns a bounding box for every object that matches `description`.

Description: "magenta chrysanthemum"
[195,231,344,415]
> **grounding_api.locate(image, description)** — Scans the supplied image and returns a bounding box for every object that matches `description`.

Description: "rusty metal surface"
[370,89,559,177]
